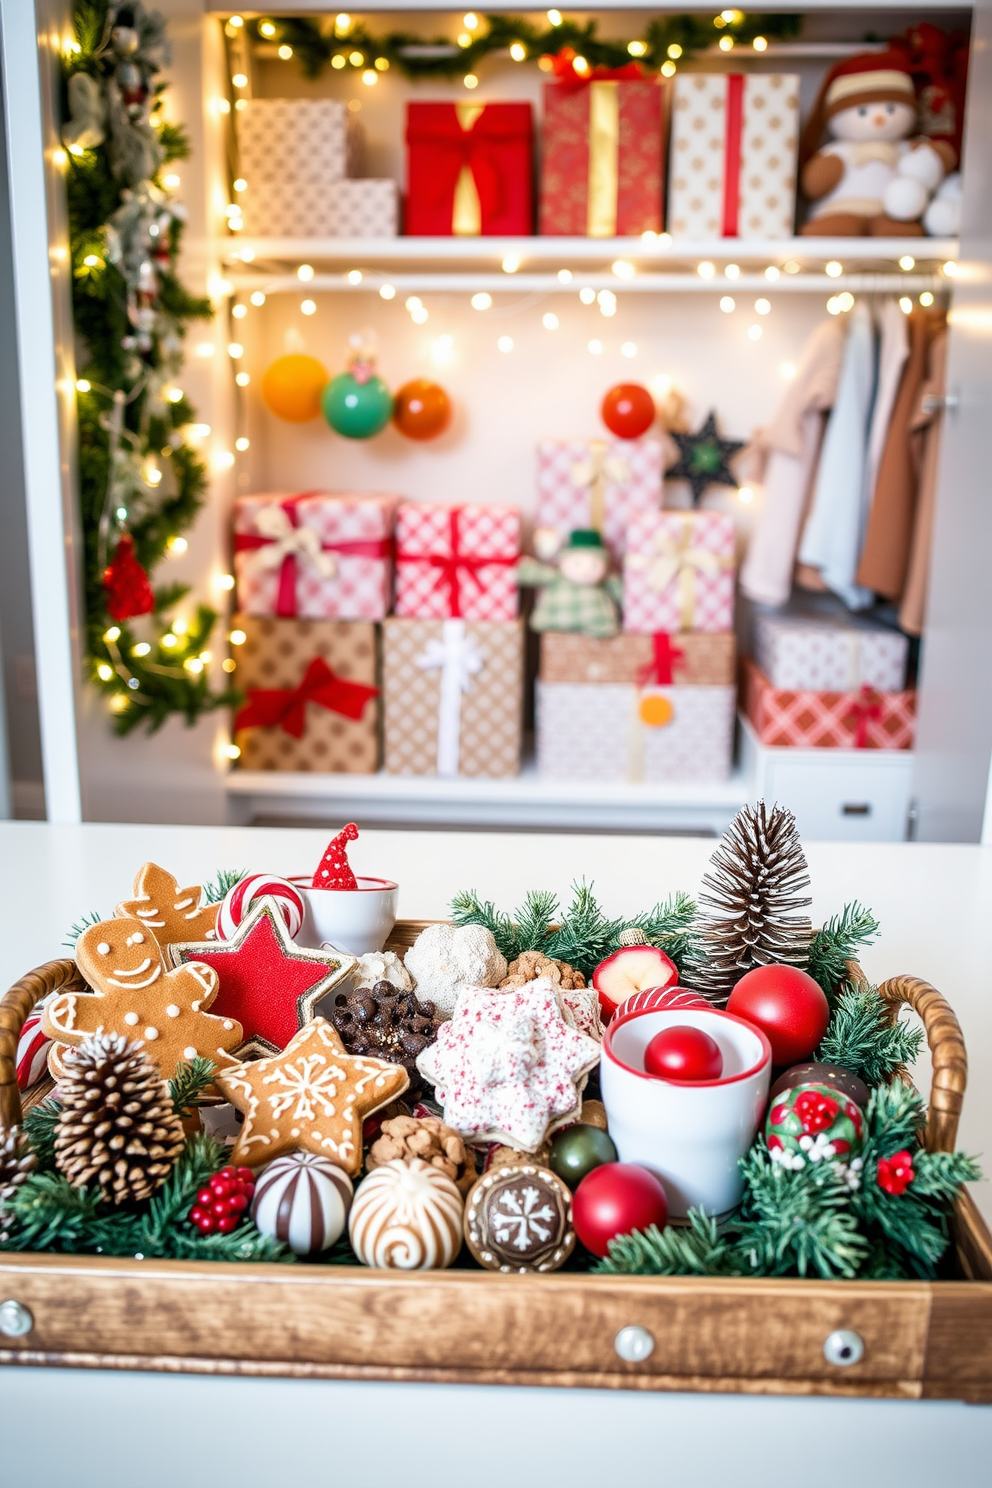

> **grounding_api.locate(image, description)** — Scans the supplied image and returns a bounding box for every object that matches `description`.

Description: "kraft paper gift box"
[753,611,909,692]
[237,98,374,236]
[232,616,379,773]
[622,510,736,634]
[536,438,663,559]
[382,618,524,778]
[540,630,736,686]
[234,492,396,623]
[741,658,916,750]
[539,76,665,236]
[393,502,520,622]
[405,102,533,236]
[536,681,735,784]
[667,73,800,239]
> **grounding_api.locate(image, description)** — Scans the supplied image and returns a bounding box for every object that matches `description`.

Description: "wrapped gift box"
[741,658,916,750]
[324,179,399,237]
[753,612,909,692]
[622,510,736,634]
[232,616,379,773]
[393,502,520,622]
[668,73,800,239]
[539,78,665,236]
[405,102,533,236]
[237,98,365,235]
[536,438,663,559]
[234,492,396,622]
[382,618,524,777]
[540,630,735,685]
[536,681,735,783]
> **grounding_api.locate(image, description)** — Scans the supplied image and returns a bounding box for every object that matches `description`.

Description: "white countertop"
[2,822,990,1486]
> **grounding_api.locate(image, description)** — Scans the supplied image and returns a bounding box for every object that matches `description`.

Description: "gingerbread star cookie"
[214,1017,409,1174]
[44,914,243,1082]
[116,862,220,950]
[416,976,601,1152]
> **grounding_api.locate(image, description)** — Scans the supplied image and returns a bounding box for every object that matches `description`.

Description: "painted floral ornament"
[322,331,393,439]
[766,1082,865,1171]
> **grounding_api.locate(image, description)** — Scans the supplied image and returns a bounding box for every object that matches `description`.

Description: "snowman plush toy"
[800,49,956,236]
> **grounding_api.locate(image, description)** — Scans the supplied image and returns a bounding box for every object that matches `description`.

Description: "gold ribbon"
[569,441,630,533]
[452,102,485,236]
[587,82,620,238]
[626,515,733,629]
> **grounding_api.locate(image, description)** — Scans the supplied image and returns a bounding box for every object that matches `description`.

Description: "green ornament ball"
[322,372,393,439]
[549,1123,618,1190]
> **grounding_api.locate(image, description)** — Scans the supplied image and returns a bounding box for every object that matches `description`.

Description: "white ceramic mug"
[291,877,398,957]
[600,1006,772,1219]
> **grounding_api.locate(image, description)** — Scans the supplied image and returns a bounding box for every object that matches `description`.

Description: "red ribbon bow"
[235,493,392,619]
[852,685,883,749]
[405,105,530,231]
[398,507,517,618]
[550,46,647,91]
[637,632,686,688]
[235,657,379,739]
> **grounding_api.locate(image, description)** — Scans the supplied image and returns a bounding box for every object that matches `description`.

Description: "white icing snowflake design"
[491,1184,557,1252]
[263,1053,347,1122]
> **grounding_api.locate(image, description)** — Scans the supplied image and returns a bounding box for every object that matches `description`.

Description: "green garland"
[244,11,803,81]
[64,2,236,734]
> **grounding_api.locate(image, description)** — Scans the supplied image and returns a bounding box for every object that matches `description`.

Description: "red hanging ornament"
[312,822,360,890]
[103,534,155,622]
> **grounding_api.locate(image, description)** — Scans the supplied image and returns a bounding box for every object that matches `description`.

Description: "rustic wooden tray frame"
[1,924,990,1400]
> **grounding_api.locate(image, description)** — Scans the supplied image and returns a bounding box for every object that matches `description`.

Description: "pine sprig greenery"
[817,983,924,1088]
[808,903,880,1002]
[200,868,247,904]
[597,1211,746,1278]
[21,1100,62,1171]
[168,1057,217,1119]
[451,883,698,979]
[62,909,103,949]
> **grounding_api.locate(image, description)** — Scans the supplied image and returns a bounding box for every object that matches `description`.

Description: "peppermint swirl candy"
[349,1158,464,1270]
[251,1153,353,1257]
[217,874,305,941]
[614,986,710,1021]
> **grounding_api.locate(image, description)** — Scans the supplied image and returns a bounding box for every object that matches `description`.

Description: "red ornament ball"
[726,965,829,1066]
[187,1164,256,1236]
[393,378,451,440]
[644,1024,723,1082]
[103,534,154,623]
[601,382,655,440]
[572,1162,668,1258]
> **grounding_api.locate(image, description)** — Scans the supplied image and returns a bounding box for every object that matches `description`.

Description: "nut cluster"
[499,951,587,992]
[368,1115,477,1195]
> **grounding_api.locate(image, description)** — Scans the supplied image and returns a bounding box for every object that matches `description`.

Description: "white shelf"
[227,270,943,296]
[226,757,755,834]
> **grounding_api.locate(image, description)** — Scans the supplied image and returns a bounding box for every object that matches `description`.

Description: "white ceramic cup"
[600,1006,772,1219]
[291,877,398,957]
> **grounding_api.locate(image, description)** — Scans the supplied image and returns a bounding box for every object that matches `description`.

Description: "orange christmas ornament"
[261,354,328,423]
[392,378,451,441]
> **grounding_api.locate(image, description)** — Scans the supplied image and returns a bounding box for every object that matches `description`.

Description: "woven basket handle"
[0,959,84,1130]
[876,974,967,1154]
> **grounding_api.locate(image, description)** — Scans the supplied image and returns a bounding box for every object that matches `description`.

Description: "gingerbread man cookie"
[215,1017,409,1174]
[116,862,220,950]
[43,914,243,1082]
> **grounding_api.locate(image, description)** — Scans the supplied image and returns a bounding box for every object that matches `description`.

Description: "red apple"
[644,1025,723,1081]
[726,964,829,1066]
[593,945,678,1020]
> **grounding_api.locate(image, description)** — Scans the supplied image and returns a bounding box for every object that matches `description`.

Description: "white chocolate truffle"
[404,923,507,1020]
[349,1158,463,1270]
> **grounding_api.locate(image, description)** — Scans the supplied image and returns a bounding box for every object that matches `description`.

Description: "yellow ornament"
[261,354,328,422]
[639,694,674,728]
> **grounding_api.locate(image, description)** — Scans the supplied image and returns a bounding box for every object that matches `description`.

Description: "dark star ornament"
[666,411,745,505]
[170,896,356,1054]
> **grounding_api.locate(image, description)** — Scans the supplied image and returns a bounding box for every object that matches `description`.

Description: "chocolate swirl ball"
[349,1158,464,1271]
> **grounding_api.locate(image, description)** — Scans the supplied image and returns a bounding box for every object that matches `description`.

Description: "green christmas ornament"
[765,1082,864,1173]
[549,1123,618,1190]
[322,332,393,439]
[666,411,745,505]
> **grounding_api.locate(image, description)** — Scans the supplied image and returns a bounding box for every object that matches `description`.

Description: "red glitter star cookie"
[170,896,355,1055]
[416,977,601,1152]
[214,1017,409,1173]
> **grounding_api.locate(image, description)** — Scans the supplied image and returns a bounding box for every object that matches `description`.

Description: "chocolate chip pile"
[330,980,438,1100]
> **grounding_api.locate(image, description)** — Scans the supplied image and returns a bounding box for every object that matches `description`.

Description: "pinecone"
[54,1031,185,1205]
[687,801,813,1001]
[499,951,586,991]
[329,981,438,1101]
[367,1115,477,1195]
[0,1125,37,1240]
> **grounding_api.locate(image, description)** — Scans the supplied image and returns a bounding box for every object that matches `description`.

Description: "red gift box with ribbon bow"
[393,502,521,622]
[231,616,379,772]
[405,102,533,236]
[741,658,916,750]
[233,492,396,621]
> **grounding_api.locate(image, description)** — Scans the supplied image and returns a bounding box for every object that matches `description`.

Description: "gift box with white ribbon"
[535,437,663,559]
[622,509,736,634]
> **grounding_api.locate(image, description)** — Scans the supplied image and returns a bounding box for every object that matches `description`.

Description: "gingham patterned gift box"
[393,502,520,622]
[535,437,663,558]
[622,509,736,635]
[237,99,363,235]
[741,658,916,750]
[234,492,397,622]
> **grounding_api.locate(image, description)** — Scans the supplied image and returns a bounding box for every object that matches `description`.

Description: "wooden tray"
[1,927,990,1401]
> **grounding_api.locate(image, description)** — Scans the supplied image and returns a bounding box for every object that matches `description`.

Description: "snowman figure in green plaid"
[517,528,623,640]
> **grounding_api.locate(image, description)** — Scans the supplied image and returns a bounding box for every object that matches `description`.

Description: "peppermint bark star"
[416,977,601,1150]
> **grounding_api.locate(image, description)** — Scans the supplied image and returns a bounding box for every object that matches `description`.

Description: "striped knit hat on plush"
[800,49,917,164]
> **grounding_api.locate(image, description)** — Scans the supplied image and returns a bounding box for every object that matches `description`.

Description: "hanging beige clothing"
[899,328,949,636]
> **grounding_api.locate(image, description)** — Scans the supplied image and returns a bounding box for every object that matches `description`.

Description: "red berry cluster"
[188,1165,256,1235]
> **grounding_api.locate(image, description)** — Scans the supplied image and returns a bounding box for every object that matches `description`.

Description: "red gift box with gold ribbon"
[539,57,665,237]
[393,502,521,622]
[405,102,533,236]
